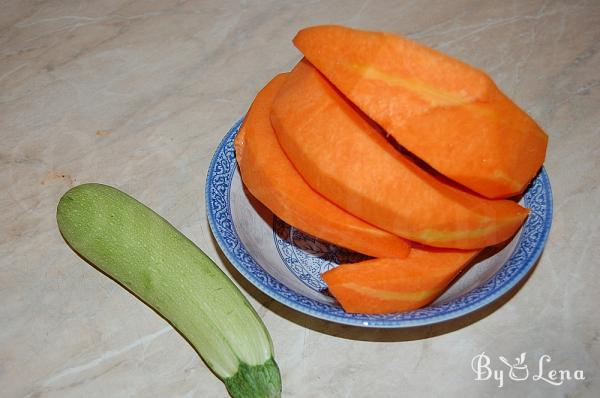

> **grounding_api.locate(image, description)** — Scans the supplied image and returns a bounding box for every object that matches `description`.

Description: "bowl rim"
[205,118,553,328]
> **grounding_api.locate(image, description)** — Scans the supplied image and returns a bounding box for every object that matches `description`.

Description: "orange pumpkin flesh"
[322,247,480,314]
[271,60,529,249]
[293,25,548,198]
[235,74,411,258]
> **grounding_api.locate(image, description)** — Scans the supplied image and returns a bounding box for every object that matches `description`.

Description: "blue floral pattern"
[273,218,369,292]
[205,119,553,328]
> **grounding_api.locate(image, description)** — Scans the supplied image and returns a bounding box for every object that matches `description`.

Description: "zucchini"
[56,183,281,398]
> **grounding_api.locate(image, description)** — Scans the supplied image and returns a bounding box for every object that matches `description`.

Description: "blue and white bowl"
[206,119,553,328]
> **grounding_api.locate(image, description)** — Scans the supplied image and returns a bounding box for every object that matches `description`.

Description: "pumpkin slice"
[322,247,480,314]
[293,25,548,198]
[270,60,528,249]
[235,74,410,258]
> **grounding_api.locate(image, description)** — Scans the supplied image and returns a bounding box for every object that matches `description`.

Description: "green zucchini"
[56,183,281,398]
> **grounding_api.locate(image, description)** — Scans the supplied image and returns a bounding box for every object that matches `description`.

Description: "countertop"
[2,1,599,397]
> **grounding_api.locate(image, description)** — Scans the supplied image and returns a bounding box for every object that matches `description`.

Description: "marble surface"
[1,0,599,397]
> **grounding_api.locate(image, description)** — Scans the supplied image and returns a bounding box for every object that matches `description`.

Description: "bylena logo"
[471,352,585,388]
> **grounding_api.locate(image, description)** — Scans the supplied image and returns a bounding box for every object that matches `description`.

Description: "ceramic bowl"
[206,119,553,328]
